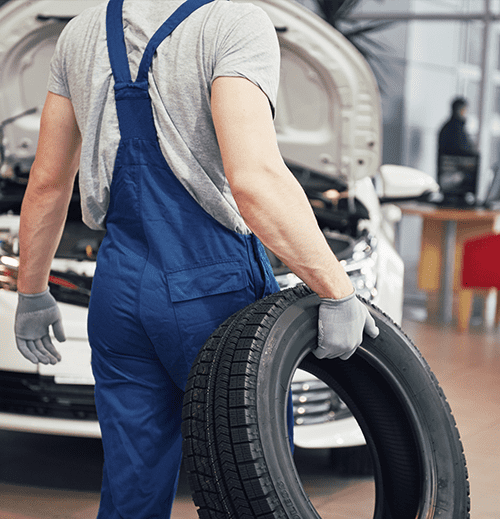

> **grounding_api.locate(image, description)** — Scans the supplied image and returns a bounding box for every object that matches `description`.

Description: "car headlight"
[0,229,19,291]
[339,234,378,301]
[0,228,92,305]
[274,233,378,301]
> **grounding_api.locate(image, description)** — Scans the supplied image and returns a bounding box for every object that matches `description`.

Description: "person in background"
[437,97,479,203]
[438,96,477,157]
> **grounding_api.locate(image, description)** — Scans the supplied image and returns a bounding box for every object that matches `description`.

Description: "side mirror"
[376,164,439,203]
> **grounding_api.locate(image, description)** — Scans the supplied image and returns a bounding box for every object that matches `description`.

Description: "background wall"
[341,0,500,304]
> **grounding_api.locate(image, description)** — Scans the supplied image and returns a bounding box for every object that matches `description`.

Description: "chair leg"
[495,290,500,328]
[457,290,474,333]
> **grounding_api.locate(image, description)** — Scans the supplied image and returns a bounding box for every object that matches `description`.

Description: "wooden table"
[398,203,500,330]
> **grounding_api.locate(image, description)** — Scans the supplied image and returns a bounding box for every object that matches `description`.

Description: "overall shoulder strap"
[106,0,130,84]
[106,0,215,86]
[136,0,215,83]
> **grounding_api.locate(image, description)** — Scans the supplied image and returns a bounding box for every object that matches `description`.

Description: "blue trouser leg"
[89,272,185,519]
[91,342,184,519]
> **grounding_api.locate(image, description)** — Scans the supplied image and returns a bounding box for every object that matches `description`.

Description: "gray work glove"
[315,292,379,360]
[15,288,65,365]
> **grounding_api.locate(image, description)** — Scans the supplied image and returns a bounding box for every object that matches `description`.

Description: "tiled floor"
[0,307,499,518]
[402,313,500,519]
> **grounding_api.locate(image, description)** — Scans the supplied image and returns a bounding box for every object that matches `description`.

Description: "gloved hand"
[315,291,379,360]
[15,288,65,365]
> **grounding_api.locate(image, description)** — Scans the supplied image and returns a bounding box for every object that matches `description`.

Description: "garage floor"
[0,308,499,519]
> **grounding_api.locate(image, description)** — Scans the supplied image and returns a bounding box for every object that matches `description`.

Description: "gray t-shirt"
[48,0,280,233]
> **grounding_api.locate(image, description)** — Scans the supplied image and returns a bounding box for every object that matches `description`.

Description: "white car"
[0,0,437,460]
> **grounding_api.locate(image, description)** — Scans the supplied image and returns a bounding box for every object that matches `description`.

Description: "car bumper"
[0,411,100,438]
[293,416,365,449]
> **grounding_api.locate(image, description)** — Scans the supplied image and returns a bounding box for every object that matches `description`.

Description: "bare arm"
[17,92,82,294]
[211,77,353,300]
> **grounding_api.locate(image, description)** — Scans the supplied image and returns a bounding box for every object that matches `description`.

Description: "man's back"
[48,0,280,232]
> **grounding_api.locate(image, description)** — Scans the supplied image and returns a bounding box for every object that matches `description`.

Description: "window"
[341,0,500,197]
[458,21,483,66]
[413,0,484,14]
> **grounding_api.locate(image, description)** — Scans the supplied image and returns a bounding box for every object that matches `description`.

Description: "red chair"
[459,233,500,332]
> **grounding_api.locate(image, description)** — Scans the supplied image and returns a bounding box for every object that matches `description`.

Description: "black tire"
[182,285,470,518]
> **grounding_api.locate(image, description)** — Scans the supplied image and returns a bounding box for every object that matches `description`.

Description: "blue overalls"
[87,0,280,517]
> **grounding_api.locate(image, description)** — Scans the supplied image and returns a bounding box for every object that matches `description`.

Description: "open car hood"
[0,0,381,187]
[241,0,382,185]
[0,0,102,176]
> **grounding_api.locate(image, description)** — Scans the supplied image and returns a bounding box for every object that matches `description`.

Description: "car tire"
[182,284,470,518]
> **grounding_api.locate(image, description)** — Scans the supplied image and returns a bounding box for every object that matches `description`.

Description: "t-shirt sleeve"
[47,20,74,99]
[212,4,280,115]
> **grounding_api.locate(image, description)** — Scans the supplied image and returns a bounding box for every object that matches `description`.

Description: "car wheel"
[182,285,470,518]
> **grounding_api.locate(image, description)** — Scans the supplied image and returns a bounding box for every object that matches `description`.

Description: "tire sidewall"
[365,311,468,517]
[255,294,468,518]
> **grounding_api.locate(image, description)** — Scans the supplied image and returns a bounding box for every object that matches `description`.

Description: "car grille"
[0,370,97,420]
[291,378,352,426]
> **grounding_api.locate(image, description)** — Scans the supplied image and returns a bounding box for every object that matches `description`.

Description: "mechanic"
[14,0,379,517]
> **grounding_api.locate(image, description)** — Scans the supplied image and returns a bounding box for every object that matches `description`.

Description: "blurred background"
[1,0,499,518]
